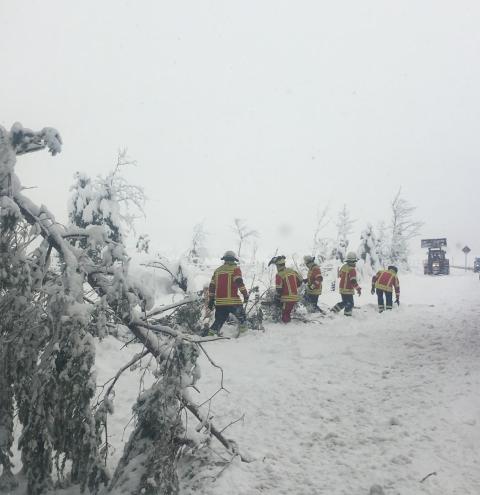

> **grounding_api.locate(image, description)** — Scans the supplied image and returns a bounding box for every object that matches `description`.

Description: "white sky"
[1,1,479,262]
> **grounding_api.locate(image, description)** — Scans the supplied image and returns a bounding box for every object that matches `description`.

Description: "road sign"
[421,238,447,249]
[462,246,471,254]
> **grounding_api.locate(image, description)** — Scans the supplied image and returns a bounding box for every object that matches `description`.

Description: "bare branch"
[145,295,200,319]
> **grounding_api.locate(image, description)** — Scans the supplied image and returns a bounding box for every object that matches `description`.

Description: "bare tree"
[389,188,423,267]
[335,204,356,262]
[188,221,208,264]
[231,218,258,259]
[311,205,331,255]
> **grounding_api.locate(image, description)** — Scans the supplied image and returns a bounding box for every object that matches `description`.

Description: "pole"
[465,253,468,272]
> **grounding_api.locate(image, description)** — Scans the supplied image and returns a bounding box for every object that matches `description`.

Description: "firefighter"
[269,255,303,323]
[206,250,249,336]
[371,265,400,312]
[303,255,323,313]
[331,251,361,316]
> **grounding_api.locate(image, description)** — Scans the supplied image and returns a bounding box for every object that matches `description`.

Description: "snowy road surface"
[11,271,479,495]
[173,272,479,495]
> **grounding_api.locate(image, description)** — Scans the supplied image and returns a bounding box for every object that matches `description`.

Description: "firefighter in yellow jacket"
[268,255,303,323]
[371,265,400,312]
[206,250,249,335]
[331,251,361,316]
[303,255,323,313]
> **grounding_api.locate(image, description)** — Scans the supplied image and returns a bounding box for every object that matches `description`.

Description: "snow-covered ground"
[11,269,480,494]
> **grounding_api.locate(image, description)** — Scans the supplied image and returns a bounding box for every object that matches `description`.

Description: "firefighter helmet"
[388,265,398,273]
[268,255,286,267]
[221,250,238,262]
[303,255,315,265]
[346,252,358,263]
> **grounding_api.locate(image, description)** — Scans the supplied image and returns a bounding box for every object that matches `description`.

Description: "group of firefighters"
[205,250,400,336]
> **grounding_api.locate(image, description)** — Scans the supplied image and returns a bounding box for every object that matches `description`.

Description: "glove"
[207,298,215,310]
[303,278,308,284]
[371,287,375,295]
[243,293,249,304]
[356,287,362,296]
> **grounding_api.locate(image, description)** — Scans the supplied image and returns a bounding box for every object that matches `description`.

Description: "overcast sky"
[1,1,479,263]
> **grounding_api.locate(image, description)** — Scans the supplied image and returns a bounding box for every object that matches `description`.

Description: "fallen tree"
[0,123,249,495]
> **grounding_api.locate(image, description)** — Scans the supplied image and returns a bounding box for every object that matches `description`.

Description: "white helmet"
[346,251,358,262]
[221,250,238,261]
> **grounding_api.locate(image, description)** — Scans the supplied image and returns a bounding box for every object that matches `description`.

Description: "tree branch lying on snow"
[145,295,201,319]
[419,471,437,483]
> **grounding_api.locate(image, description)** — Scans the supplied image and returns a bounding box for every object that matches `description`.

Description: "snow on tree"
[389,189,423,268]
[311,205,331,259]
[68,150,145,246]
[375,220,389,267]
[187,222,208,265]
[356,223,381,280]
[141,254,190,293]
[0,123,249,495]
[231,218,258,260]
[334,204,355,262]
[136,233,151,254]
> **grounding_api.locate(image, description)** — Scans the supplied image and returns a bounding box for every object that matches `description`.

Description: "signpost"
[421,238,447,249]
[462,246,471,271]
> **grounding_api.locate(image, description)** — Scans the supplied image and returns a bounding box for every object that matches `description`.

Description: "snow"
[9,270,480,494]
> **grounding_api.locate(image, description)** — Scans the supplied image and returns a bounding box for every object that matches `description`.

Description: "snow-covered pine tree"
[0,204,38,492]
[357,223,380,279]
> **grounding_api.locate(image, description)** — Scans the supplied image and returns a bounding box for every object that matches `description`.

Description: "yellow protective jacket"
[276,268,303,302]
[209,262,248,306]
[372,269,400,296]
[338,264,359,295]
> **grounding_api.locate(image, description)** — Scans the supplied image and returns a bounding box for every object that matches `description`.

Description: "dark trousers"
[376,289,393,312]
[332,294,354,316]
[210,305,246,334]
[304,294,320,313]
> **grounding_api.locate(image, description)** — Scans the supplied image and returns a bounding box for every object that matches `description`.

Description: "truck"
[421,238,450,275]
[474,258,480,273]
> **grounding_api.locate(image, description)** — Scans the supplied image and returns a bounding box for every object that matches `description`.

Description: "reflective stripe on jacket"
[209,262,247,306]
[372,269,400,295]
[276,268,302,302]
[306,264,322,295]
[338,264,359,295]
